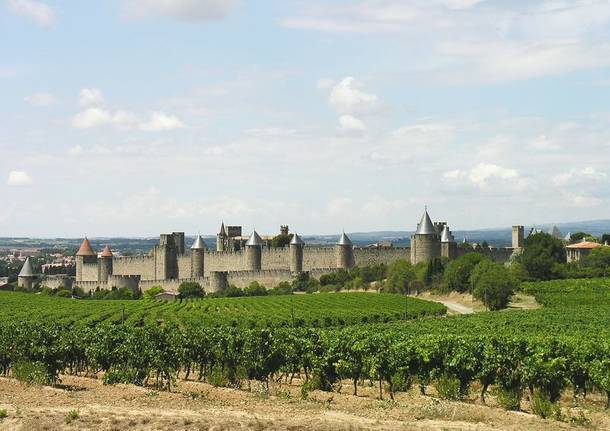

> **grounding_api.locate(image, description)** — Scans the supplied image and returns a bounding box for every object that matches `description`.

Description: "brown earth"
[1,374,608,431]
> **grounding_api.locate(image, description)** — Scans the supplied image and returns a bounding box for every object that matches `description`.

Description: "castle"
[69,209,522,294]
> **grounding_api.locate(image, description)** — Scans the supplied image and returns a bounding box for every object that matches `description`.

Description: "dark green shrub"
[12,360,47,385]
[435,373,462,400]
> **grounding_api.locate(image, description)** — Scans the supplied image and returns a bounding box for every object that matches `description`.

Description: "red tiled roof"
[100,245,113,258]
[76,238,96,256]
[566,241,602,250]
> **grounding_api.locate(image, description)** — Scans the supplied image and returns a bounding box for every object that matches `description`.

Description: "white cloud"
[552,166,607,187]
[79,88,104,107]
[24,92,56,106]
[123,0,239,22]
[6,170,33,186]
[445,163,529,190]
[338,114,366,132]
[139,112,185,131]
[7,0,55,27]
[530,134,560,150]
[329,77,381,115]
[562,192,603,208]
[71,108,139,129]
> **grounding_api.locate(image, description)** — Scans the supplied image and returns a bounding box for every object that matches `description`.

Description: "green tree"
[384,259,416,294]
[569,232,595,244]
[471,262,517,310]
[143,285,165,300]
[178,282,205,299]
[520,233,566,280]
[583,247,610,273]
[602,233,610,245]
[271,234,292,248]
[243,281,267,296]
[444,253,491,293]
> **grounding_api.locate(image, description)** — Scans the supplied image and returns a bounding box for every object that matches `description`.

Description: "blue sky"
[2,0,610,237]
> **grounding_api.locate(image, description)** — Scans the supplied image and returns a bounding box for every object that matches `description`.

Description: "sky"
[2,0,610,237]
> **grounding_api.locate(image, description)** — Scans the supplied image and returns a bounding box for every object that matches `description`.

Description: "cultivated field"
[2,279,610,429]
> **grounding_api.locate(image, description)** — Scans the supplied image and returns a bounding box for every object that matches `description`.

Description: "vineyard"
[2,278,610,414]
[0,291,445,327]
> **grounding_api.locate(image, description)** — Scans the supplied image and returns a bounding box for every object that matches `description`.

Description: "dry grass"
[0,373,608,431]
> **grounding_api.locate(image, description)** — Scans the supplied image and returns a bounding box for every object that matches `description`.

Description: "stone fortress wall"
[72,213,525,294]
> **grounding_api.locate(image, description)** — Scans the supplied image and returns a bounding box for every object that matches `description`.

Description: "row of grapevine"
[1,320,610,408]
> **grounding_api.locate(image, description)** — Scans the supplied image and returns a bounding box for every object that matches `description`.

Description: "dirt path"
[0,374,607,431]
[434,300,474,314]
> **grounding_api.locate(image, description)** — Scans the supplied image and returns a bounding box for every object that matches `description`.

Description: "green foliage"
[583,247,610,273]
[531,391,560,419]
[444,253,490,293]
[320,269,351,287]
[0,409,6,419]
[494,386,522,411]
[520,233,566,280]
[569,232,595,244]
[269,281,292,295]
[271,234,292,248]
[291,272,319,293]
[64,409,79,424]
[384,259,416,294]
[434,373,462,400]
[143,285,165,300]
[423,258,445,287]
[602,234,610,245]
[178,282,205,299]
[351,264,387,284]
[243,281,267,297]
[56,289,72,298]
[12,360,48,385]
[471,262,517,310]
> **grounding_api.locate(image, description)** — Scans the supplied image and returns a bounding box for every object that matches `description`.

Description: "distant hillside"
[0,219,608,251]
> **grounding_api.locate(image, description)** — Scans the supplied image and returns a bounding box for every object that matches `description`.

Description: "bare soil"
[1,374,608,431]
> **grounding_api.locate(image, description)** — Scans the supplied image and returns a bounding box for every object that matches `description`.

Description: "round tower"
[336,231,354,270]
[191,234,206,278]
[76,237,97,282]
[17,257,35,290]
[216,222,227,252]
[290,232,305,273]
[209,271,228,293]
[245,230,263,271]
[440,225,457,260]
[410,209,441,264]
[98,245,113,283]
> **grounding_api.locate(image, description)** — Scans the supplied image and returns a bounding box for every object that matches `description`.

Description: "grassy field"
[0,291,446,328]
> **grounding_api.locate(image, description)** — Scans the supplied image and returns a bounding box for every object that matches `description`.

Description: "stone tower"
[155,234,179,280]
[280,225,289,236]
[245,230,263,271]
[410,209,441,264]
[290,232,305,273]
[98,245,113,283]
[217,222,227,252]
[336,232,354,270]
[18,257,35,290]
[512,226,524,249]
[440,225,457,260]
[76,237,97,282]
[191,234,206,278]
[173,232,185,255]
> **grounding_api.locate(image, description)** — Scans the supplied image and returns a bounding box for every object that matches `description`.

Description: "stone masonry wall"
[177,255,192,279]
[81,262,98,282]
[302,247,336,270]
[113,256,156,280]
[353,248,410,266]
[204,251,244,272]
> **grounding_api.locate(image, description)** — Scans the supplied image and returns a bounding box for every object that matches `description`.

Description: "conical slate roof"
[440,225,455,243]
[415,209,436,235]
[76,238,96,256]
[290,232,305,246]
[337,231,353,246]
[191,235,207,250]
[18,257,34,277]
[100,245,113,258]
[246,230,264,246]
[549,225,563,239]
[219,222,226,236]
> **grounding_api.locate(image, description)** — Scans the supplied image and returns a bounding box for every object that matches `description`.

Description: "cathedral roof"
[415,209,436,235]
[219,222,226,236]
[191,235,207,250]
[76,238,96,256]
[440,225,455,243]
[100,245,113,258]
[18,257,35,277]
[290,232,305,246]
[246,230,264,247]
[549,225,563,239]
[337,232,353,246]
